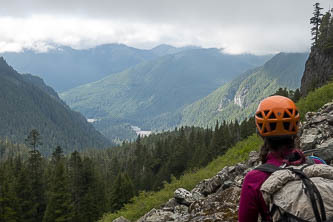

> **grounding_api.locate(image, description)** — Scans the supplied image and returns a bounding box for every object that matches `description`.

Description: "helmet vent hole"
[256,112,263,118]
[288,109,293,115]
[258,123,263,130]
[269,122,277,131]
[295,110,299,116]
[283,122,290,130]
[268,112,276,119]
[264,110,269,116]
[263,127,268,133]
[283,112,291,118]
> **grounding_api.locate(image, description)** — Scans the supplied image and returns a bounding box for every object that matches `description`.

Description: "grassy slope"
[100,134,263,222]
[297,82,333,120]
[100,81,333,222]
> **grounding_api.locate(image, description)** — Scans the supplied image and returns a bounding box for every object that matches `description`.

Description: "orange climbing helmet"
[255,95,300,137]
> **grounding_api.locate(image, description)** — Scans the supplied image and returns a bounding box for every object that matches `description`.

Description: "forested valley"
[0,117,255,222]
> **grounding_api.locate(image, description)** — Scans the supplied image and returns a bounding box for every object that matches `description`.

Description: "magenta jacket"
[238,150,322,222]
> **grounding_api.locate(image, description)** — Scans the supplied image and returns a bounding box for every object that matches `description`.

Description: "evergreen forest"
[0,118,255,221]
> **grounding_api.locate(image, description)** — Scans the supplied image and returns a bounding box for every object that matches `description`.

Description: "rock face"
[136,163,249,222]
[233,86,248,108]
[114,101,333,222]
[299,101,333,163]
[113,216,131,222]
[300,47,333,96]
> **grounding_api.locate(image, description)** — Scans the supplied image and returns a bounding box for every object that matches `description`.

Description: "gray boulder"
[113,216,130,222]
[174,188,196,206]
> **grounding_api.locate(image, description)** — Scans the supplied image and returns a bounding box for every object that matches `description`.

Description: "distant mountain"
[150,44,199,56]
[0,57,111,155]
[179,52,309,127]
[1,44,158,91]
[0,44,270,92]
[60,48,271,141]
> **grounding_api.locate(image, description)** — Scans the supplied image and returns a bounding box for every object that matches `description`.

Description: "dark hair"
[259,136,298,163]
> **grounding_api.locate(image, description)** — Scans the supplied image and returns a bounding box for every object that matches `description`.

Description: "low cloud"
[0,0,331,54]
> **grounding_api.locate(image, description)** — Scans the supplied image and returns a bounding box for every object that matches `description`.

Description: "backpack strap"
[288,168,327,222]
[255,164,282,221]
[255,163,280,173]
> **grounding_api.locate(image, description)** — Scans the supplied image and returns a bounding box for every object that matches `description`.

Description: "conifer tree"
[293,89,301,102]
[24,130,46,222]
[327,10,333,50]
[318,12,331,49]
[12,156,31,222]
[25,129,42,152]
[310,3,324,46]
[43,147,72,222]
[68,151,84,222]
[109,173,135,212]
[27,149,46,222]
[0,165,17,222]
[80,157,106,222]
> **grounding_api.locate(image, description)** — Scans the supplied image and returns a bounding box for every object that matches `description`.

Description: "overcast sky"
[0,0,332,54]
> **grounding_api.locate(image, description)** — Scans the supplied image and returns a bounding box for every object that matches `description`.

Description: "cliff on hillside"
[300,47,333,96]
[114,101,333,222]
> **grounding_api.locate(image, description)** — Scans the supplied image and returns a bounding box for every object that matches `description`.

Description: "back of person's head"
[255,96,300,162]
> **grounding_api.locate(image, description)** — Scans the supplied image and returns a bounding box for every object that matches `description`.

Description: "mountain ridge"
[1,44,158,91]
[0,57,111,155]
[179,52,309,127]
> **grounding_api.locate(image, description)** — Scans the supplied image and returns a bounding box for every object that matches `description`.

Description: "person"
[238,95,324,222]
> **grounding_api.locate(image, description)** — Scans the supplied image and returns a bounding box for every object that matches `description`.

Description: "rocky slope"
[114,101,333,222]
[300,47,333,96]
[300,101,333,161]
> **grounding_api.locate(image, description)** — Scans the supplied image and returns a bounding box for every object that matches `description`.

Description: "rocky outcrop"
[113,217,131,222]
[114,101,333,222]
[300,47,333,96]
[299,101,333,163]
[136,163,250,222]
[233,87,248,108]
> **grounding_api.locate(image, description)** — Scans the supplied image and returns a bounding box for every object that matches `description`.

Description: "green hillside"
[61,48,270,141]
[180,52,309,127]
[0,57,111,155]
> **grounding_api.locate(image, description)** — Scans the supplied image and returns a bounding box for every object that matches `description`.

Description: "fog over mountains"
[0,44,202,92]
